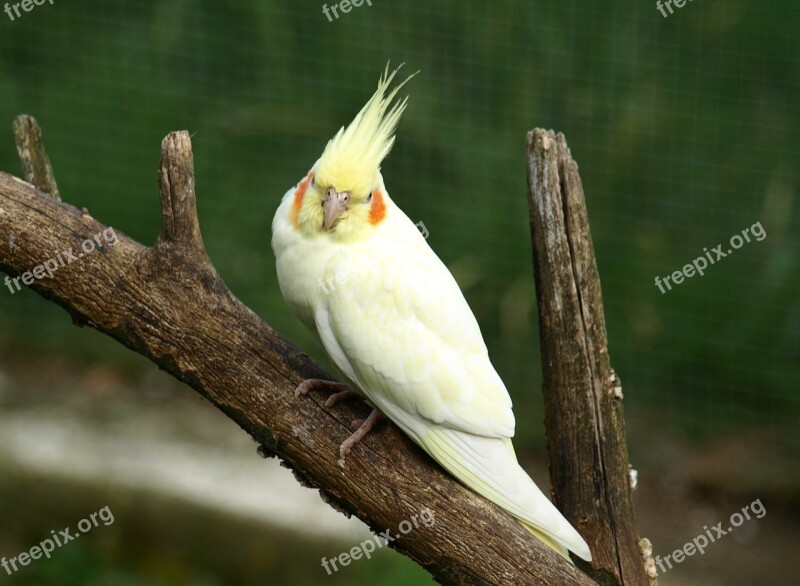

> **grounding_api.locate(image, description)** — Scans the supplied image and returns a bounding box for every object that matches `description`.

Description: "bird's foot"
[338,408,386,468]
[295,379,381,467]
[294,378,353,400]
[325,389,360,408]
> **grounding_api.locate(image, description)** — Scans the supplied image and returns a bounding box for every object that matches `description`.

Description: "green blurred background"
[0,1,797,585]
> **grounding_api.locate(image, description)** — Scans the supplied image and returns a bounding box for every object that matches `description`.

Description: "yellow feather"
[315,63,416,198]
[521,522,573,562]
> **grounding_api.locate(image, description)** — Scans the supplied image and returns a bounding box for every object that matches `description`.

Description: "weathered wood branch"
[12,115,60,200]
[526,129,654,586]
[0,117,598,585]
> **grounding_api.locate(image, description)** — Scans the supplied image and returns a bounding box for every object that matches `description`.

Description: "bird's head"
[290,65,415,242]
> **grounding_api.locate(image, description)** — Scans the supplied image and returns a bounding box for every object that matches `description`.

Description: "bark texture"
[526,129,654,586]
[12,114,60,200]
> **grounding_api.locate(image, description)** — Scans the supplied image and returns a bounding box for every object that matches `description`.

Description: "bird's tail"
[415,425,592,562]
[520,520,572,561]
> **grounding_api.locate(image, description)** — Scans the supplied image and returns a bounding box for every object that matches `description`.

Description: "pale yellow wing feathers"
[323,230,514,438]
[419,427,592,561]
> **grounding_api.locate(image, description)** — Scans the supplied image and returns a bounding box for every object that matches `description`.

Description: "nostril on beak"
[322,188,351,231]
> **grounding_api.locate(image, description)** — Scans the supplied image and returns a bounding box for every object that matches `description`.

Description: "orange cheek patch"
[290,170,314,228]
[369,188,387,225]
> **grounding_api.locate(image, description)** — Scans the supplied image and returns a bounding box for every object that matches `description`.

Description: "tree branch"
[526,129,654,585]
[0,122,598,585]
[156,132,206,255]
[12,115,60,201]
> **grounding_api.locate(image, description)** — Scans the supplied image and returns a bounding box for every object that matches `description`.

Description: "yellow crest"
[315,64,416,198]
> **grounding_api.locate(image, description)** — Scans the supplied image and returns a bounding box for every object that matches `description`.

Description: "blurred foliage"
[0,2,797,449]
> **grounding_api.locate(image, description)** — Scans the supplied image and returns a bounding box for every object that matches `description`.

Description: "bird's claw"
[294,378,352,399]
[337,409,386,467]
[325,389,360,408]
[294,380,313,398]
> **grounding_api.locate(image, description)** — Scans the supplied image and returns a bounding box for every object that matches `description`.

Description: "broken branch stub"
[526,129,653,586]
[12,114,61,201]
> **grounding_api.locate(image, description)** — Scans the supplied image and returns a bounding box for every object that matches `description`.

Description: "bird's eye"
[311,177,316,188]
[366,191,373,203]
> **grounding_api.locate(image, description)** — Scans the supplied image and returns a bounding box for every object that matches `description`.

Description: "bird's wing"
[315,237,591,559]
[318,230,514,439]
[314,222,591,561]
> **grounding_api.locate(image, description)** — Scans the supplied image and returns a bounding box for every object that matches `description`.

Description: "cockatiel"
[271,66,592,563]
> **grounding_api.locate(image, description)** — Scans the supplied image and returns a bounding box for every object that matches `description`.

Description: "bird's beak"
[323,189,350,231]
